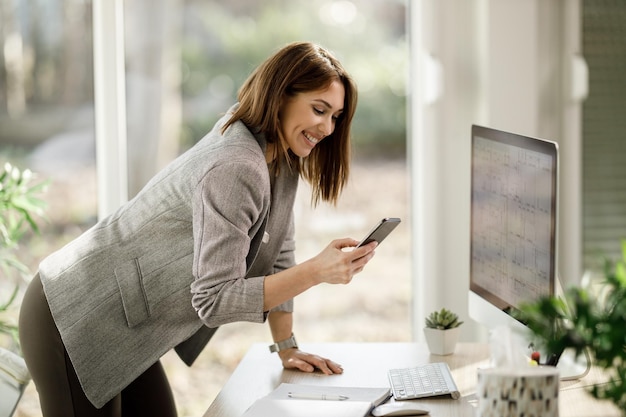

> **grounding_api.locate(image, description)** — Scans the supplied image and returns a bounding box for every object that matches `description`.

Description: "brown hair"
[222,41,358,206]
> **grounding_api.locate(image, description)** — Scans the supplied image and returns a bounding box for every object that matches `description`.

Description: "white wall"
[410,0,584,342]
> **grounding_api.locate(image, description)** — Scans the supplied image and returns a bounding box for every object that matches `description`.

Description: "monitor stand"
[526,335,590,380]
[556,347,591,381]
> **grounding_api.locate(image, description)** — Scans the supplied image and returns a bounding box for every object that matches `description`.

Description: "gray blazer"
[38,107,299,408]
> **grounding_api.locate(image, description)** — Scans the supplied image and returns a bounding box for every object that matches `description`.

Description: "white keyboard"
[388,362,461,400]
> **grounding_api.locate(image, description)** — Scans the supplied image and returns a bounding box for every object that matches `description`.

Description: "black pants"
[18,274,178,417]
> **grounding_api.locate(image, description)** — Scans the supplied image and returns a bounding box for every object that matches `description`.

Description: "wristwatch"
[269,333,298,353]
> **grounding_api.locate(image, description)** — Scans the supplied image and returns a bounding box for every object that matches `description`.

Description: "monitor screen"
[468,126,591,380]
[469,124,558,322]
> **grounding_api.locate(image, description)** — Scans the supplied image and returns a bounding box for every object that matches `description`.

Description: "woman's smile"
[303,131,322,145]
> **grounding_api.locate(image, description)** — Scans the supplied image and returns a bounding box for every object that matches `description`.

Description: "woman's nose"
[320,117,334,137]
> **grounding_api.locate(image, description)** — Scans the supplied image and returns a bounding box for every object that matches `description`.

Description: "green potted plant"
[515,240,626,413]
[424,308,463,355]
[0,162,49,349]
[0,162,49,413]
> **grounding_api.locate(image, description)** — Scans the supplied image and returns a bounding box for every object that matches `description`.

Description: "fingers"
[313,239,377,285]
[326,359,344,374]
[288,357,315,373]
[350,241,377,259]
[282,351,344,375]
[338,241,376,283]
[306,356,343,375]
[333,237,360,250]
[334,238,377,254]
[349,241,377,267]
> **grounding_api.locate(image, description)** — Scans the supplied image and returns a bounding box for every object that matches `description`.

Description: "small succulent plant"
[425,308,463,330]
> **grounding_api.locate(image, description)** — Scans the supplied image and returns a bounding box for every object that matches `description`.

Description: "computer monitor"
[468,125,589,380]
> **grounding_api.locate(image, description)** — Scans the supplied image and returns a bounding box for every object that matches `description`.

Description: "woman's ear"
[277,93,290,117]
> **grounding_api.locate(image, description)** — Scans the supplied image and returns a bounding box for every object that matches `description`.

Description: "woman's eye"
[313,107,324,115]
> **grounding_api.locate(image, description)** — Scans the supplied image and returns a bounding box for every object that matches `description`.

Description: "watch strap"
[269,334,298,353]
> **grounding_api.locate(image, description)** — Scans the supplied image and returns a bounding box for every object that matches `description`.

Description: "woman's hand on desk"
[278,348,344,375]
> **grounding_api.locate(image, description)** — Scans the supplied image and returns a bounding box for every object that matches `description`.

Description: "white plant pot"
[424,327,460,356]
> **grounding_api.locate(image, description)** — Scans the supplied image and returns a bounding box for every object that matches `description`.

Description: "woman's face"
[278,80,345,159]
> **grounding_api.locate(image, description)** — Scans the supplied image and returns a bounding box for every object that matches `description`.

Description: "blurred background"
[1,1,409,416]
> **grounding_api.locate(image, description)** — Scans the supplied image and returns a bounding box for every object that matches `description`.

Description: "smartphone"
[356,217,401,248]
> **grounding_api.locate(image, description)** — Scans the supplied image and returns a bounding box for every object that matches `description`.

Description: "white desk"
[203,342,621,417]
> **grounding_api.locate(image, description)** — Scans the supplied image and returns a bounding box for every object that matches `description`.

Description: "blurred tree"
[125,0,183,197]
[0,0,406,176]
[120,0,407,196]
[179,0,407,156]
[0,0,93,147]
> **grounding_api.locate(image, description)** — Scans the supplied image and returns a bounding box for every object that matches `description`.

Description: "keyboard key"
[388,362,461,400]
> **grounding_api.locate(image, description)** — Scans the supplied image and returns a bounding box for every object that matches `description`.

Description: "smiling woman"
[278,81,345,159]
[223,41,358,206]
[5,2,409,415]
[17,40,378,417]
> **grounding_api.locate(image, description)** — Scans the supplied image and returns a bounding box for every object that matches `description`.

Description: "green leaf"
[425,308,463,329]
[0,285,18,310]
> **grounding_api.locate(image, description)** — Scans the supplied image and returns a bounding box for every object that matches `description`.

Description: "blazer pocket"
[114,259,150,328]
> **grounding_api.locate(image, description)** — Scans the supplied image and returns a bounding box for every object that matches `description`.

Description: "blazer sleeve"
[269,213,295,314]
[190,156,270,328]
